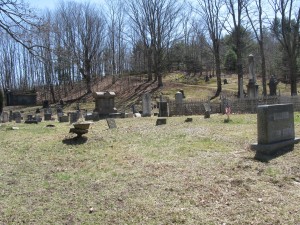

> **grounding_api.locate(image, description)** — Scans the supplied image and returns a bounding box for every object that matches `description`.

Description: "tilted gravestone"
[251,104,300,157]
[106,118,117,129]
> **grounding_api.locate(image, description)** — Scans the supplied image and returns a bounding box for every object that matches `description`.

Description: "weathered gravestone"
[156,118,167,126]
[1,112,9,123]
[13,112,22,123]
[142,93,152,117]
[106,118,117,129]
[175,91,183,115]
[69,112,79,124]
[59,115,69,123]
[251,104,300,159]
[158,102,169,117]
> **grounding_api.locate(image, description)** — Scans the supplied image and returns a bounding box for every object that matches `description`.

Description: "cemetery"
[1,72,300,224]
[0,0,299,223]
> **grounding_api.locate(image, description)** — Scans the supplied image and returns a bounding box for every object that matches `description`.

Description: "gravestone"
[25,114,38,124]
[251,104,300,157]
[44,113,52,121]
[132,104,138,114]
[69,112,79,124]
[203,103,211,119]
[142,93,152,117]
[85,113,93,121]
[2,112,9,123]
[92,112,100,121]
[179,89,185,98]
[106,118,117,129]
[93,91,117,116]
[59,115,69,123]
[158,101,169,117]
[156,118,167,126]
[175,91,183,115]
[13,112,22,123]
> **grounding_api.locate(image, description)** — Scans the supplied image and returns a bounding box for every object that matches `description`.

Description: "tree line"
[0,0,299,102]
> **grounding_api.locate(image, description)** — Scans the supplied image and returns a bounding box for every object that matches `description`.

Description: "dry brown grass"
[0,113,300,224]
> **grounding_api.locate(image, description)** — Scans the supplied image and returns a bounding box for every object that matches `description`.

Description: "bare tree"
[195,0,225,99]
[270,0,300,96]
[0,0,42,52]
[55,2,106,93]
[225,0,248,98]
[246,0,268,96]
[128,0,183,87]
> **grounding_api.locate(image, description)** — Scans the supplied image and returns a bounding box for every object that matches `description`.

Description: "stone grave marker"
[251,104,300,157]
[59,115,69,123]
[175,91,183,115]
[2,112,9,123]
[142,93,152,117]
[69,112,79,124]
[44,113,52,121]
[156,118,167,126]
[158,102,169,117]
[106,118,117,129]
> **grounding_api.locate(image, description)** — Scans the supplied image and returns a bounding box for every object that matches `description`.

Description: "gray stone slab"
[106,118,117,129]
[142,93,151,117]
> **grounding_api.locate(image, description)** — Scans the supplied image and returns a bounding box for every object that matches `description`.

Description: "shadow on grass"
[254,146,294,163]
[62,136,88,145]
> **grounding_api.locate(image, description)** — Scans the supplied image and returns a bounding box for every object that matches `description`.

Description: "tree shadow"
[62,136,88,145]
[254,145,294,163]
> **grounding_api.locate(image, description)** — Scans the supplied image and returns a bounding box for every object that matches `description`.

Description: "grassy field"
[1,113,300,224]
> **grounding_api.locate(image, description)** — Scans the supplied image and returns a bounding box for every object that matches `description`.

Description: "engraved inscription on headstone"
[252,104,300,156]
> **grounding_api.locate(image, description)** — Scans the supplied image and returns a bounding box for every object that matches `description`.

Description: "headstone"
[15,117,21,123]
[59,115,69,123]
[35,115,42,122]
[251,104,300,158]
[142,93,152,117]
[93,91,117,116]
[85,113,94,121]
[179,89,185,98]
[158,102,169,117]
[25,114,38,124]
[223,79,228,85]
[2,112,9,123]
[185,118,193,122]
[69,112,79,124]
[156,118,167,126]
[106,118,117,129]
[92,112,100,121]
[203,103,211,119]
[132,104,138,114]
[175,91,183,115]
[44,113,52,121]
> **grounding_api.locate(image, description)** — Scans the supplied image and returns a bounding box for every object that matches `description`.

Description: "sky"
[26,0,104,11]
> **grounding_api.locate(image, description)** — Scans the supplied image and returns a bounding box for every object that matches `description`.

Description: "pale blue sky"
[26,0,104,10]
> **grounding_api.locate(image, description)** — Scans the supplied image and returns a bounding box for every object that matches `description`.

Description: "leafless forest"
[0,0,299,101]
